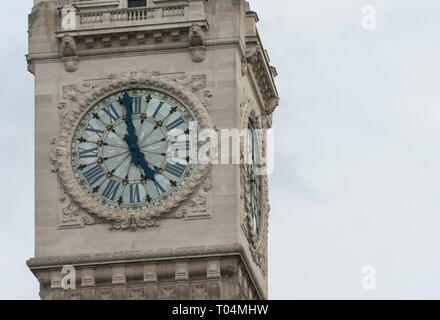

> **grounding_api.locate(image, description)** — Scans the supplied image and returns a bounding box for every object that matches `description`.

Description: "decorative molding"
[51,71,213,231]
[58,180,96,229]
[27,244,243,269]
[29,250,262,300]
[190,47,206,63]
[159,286,177,300]
[191,285,208,300]
[240,88,269,277]
[244,43,279,115]
[178,170,211,220]
[25,54,35,75]
[167,73,212,113]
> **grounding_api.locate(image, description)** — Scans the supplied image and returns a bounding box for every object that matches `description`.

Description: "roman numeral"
[102,103,121,123]
[79,146,98,159]
[165,117,185,131]
[129,184,141,203]
[152,102,164,119]
[132,97,142,114]
[153,180,166,195]
[85,124,104,135]
[172,140,190,152]
[83,164,105,185]
[101,179,121,201]
[164,162,187,178]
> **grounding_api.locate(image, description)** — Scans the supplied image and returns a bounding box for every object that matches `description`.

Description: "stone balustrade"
[66,5,188,31]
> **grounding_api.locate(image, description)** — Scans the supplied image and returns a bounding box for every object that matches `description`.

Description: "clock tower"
[26,0,279,300]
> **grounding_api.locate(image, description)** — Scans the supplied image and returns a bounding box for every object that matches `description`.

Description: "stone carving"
[168,74,213,112]
[244,44,279,114]
[189,24,206,63]
[128,288,144,300]
[159,286,176,300]
[59,183,96,229]
[239,88,269,277]
[198,89,213,113]
[61,35,78,73]
[190,48,206,63]
[191,285,208,300]
[27,247,264,300]
[191,47,206,62]
[61,35,78,57]
[177,172,212,219]
[241,57,248,76]
[189,24,205,47]
[98,290,113,300]
[27,244,244,268]
[52,71,213,231]
[242,47,259,76]
[26,54,34,75]
[63,57,79,73]
[245,46,258,64]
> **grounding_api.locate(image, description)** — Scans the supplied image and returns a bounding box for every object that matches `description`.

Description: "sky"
[0,0,440,299]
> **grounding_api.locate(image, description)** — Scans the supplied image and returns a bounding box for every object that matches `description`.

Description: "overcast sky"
[1,0,440,299]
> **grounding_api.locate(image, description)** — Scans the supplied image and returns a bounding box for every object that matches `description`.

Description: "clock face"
[247,119,262,236]
[71,89,194,211]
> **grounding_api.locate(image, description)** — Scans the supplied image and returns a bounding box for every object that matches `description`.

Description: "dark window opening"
[128,0,147,8]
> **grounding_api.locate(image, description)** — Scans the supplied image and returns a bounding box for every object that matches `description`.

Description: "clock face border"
[54,72,212,226]
[239,89,270,275]
[71,88,196,212]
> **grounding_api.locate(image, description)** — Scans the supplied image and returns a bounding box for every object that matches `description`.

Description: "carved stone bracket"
[189,24,206,63]
[61,34,78,73]
[243,43,279,115]
[26,54,35,75]
[240,88,269,277]
[51,71,214,231]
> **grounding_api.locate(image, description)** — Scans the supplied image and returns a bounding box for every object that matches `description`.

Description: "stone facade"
[27,0,279,300]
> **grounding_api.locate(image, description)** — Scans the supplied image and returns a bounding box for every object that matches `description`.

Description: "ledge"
[27,243,266,299]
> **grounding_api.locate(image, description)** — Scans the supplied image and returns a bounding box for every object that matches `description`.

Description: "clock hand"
[120,92,156,180]
[138,152,155,180]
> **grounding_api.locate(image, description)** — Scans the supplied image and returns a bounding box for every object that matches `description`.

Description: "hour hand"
[120,92,133,116]
[120,92,155,179]
[139,153,156,180]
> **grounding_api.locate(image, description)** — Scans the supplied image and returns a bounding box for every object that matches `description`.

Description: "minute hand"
[120,92,155,180]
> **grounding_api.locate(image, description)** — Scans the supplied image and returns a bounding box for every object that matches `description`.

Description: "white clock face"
[71,89,194,211]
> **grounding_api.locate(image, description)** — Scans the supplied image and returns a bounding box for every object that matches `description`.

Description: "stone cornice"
[27,244,242,269]
[245,35,279,115]
[27,243,266,300]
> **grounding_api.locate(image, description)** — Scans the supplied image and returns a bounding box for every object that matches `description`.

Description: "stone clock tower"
[26,0,279,300]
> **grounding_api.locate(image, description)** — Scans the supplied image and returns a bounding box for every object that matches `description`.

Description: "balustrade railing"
[74,5,187,29]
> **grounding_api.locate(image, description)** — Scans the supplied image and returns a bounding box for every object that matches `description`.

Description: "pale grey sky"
[1,0,440,299]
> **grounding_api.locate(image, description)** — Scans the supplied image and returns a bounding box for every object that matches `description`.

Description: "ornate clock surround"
[240,88,270,277]
[52,71,213,231]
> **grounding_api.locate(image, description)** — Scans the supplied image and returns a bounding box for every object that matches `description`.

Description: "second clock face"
[71,89,194,211]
